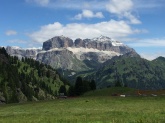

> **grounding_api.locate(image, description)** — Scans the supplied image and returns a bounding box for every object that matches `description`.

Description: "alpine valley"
[5,36,165,90]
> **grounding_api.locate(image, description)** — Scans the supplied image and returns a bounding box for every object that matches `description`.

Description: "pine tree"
[82,80,90,92]
[90,80,96,90]
[68,86,75,96]
[115,81,122,87]
[75,76,83,96]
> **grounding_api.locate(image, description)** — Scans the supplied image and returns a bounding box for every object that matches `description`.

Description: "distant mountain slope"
[3,36,165,90]
[6,46,41,59]
[6,35,137,72]
[0,47,67,104]
[36,49,89,71]
[83,54,165,90]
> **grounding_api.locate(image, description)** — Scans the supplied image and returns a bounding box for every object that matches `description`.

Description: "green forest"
[0,47,67,103]
[0,47,97,104]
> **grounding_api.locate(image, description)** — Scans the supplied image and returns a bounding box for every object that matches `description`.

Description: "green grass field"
[0,95,165,123]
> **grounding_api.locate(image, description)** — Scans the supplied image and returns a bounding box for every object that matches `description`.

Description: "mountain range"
[4,35,165,90]
[6,35,136,70]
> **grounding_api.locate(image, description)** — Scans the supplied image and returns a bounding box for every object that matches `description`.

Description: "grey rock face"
[43,36,74,50]
[86,41,113,51]
[118,46,135,54]
[79,52,116,63]
[74,36,134,55]
[42,35,135,56]
[4,35,138,71]
[80,52,100,61]
[36,49,88,71]
[75,38,86,47]
[6,46,40,59]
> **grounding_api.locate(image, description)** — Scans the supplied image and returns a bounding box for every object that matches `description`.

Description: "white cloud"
[26,0,50,6]
[46,0,107,10]
[7,39,27,44]
[5,30,17,36]
[106,0,141,24]
[95,12,104,18]
[28,20,143,43]
[140,52,165,61]
[124,12,141,24]
[26,0,164,11]
[106,0,133,14]
[74,10,104,20]
[127,38,165,47]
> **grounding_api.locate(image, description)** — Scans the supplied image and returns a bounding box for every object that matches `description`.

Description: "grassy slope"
[0,96,165,123]
[0,87,165,123]
[83,87,136,96]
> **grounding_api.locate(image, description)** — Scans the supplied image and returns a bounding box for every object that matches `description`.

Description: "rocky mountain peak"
[92,35,123,46]
[5,35,139,71]
[43,36,74,50]
[92,35,113,42]
[74,38,85,48]
[6,46,40,59]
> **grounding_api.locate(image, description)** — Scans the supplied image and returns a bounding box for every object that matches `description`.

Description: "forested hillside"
[81,53,165,90]
[0,47,68,104]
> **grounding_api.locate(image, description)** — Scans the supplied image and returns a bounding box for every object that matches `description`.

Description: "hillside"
[82,53,165,90]
[4,36,165,90]
[0,47,67,104]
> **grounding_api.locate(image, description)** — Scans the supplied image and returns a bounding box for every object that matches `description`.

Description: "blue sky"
[0,0,165,60]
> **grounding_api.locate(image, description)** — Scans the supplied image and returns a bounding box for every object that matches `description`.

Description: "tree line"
[59,76,96,96]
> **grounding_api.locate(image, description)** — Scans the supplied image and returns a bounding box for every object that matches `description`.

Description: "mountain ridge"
[6,35,137,71]
[2,36,165,90]
[81,55,165,90]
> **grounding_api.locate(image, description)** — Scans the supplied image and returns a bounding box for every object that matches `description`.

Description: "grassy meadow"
[0,96,165,123]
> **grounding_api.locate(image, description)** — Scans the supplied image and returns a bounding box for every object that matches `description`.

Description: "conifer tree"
[75,76,83,96]
[90,80,96,90]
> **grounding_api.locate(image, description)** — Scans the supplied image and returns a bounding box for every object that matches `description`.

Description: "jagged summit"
[92,35,113,42]
[6,46,41,59]
[6,35,138,70]
[42,35,125,51]
[43,36,74,50]
[92,35,124,46]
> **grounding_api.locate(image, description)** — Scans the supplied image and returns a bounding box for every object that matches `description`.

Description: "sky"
[0,0,165,60]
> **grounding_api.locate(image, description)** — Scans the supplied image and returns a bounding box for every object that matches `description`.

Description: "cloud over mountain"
[28,20,143,43]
